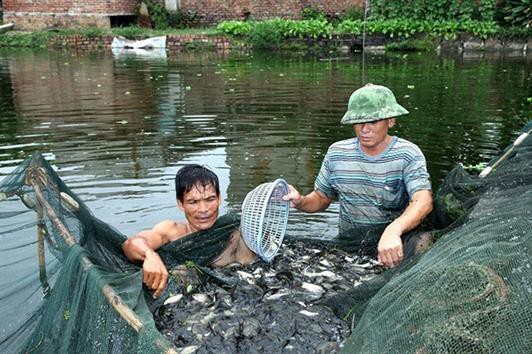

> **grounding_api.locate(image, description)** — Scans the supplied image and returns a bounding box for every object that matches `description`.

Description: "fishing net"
[329,122,532,353]
[0,154,238,353]
[1,121,530,353]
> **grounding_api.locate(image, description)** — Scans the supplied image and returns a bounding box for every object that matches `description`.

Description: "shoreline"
[0,30,529,54]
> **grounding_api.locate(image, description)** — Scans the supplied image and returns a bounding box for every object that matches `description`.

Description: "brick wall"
[3,0,138,14]
[3,0,364,30]
[3,0,138,30]
[163,0,364,24]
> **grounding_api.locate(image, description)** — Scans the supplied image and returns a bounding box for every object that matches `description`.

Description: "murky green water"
[0,48,530,238]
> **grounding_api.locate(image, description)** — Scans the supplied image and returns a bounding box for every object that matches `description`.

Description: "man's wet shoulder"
[154,220,188,241]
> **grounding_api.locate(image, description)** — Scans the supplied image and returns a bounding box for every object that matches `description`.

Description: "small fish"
[180,345,199,354]
[301,282,325,294]
[200,312,216,325]
[299,310,319,317]
[303,270,339,280]
[253,267,263,275]
[236,270,255,284]
[192,293,210,303]
[265,290,290,300]
[163,294,183,305]
[319,259,332,267]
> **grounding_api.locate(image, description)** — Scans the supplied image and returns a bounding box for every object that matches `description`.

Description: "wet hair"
[175,164,220,202]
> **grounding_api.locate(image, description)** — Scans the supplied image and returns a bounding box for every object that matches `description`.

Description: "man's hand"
[282,186,332,212]
[282,184,304,208]
[377,189,433,268]
[377,224,404,268]
[143,249,169,298]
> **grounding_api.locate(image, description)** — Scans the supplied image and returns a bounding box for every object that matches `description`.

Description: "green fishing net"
[333,122,532,353]
[0,154,236,353]
[1,122,530,353]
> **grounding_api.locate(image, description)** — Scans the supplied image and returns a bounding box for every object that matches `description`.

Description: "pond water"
[0,48,530,239]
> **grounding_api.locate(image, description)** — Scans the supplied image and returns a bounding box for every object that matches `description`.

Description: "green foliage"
[499,0,531,27]
[217,19,332,41]
[248,20,283,49]
[143,0,184,29]
[216,21,251,36]
[336,19,499,40]
[0,27,222,49]
[460,20,500,39]
[0,32,51,48]
[184,260,202,273]
[111,26,146,39]
[82,26,106,38]
[336,19,364,35]
[145,1,167,29]
[300,6,327,20]
[166,11,184,28]
[184,40,214,51]
[280,19,333,39]
[386,37,437,52]
[341,6,365,21]
[217,18,506,42]
[369,0,497,22]
[463,162,488,173]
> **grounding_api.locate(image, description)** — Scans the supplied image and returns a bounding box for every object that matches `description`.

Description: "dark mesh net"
[336,122,532,353]
[1,122,530,353]
[0,154,235,353]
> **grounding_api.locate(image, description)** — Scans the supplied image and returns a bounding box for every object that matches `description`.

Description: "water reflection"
[0,49,529,238]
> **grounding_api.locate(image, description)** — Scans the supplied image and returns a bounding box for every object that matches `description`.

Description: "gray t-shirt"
[315,136,431,233]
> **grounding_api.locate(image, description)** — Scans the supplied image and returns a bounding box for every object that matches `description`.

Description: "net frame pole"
[26,165,177,354]
[479,128,531,178]
[36,206,51,295]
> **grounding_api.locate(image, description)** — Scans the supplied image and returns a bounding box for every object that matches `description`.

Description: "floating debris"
[155,239,378,353]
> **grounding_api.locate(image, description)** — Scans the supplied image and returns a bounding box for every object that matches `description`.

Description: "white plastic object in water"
[111,36,166,49]
[241,178,290,262]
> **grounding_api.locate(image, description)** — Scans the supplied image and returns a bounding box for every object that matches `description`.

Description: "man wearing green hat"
[283,83,433,268]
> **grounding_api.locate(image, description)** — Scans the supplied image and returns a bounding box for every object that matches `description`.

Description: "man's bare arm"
[122,221,183,298]
[283,185,332,212]
[377,189,433,268]
[122,229,167,262]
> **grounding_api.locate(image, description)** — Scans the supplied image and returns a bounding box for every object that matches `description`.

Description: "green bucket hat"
[341,83,409,124]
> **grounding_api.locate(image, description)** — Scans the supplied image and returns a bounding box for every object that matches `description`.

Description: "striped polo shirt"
[315,136,431,233]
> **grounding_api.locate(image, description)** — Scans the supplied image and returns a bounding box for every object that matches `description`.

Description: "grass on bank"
[0,26,218,48]
[0,18,528,50]
[217,18,530,51]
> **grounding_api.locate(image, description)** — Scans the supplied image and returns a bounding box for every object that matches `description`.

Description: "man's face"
[178,184,221,232]
[353,118,395,154]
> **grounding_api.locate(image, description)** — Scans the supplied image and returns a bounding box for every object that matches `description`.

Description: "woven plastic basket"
[241,178,290,262]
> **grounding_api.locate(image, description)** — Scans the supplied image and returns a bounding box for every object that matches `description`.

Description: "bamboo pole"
[36,206,51,296]
[26,166,178,353]
[30,173,144,330]
[60,192,80,212]
[32,180,77,247]
[479,128,531,178]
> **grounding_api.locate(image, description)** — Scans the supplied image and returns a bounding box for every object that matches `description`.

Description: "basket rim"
[241,178,289,261]
[257,178,289,260]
